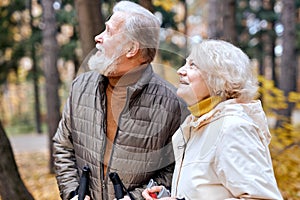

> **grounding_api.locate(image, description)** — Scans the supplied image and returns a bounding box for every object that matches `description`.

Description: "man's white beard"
[88,43,124,76]
[88,45,116,76]
[88,54,114,76]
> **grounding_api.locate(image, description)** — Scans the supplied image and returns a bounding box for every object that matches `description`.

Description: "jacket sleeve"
[215,117,283,200]
[53,96,79,200]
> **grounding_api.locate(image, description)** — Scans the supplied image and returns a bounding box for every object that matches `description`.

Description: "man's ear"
[126,41,139,58]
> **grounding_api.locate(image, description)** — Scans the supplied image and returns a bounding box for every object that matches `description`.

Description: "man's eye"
[104,25,111,36]
[189,62,197,69]
[105,30,112,37]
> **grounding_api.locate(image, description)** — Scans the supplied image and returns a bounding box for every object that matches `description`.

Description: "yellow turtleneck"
[188,96,222,117]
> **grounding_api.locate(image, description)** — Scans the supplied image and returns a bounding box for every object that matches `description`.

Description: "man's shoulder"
[136,64,176,94]
[71,71,105,88]
[70,71,104,94]
[74,71,101,83]
[149,73,177,91]
[146,73,189,120]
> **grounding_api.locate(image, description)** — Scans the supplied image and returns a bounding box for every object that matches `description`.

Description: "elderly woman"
[143,40,283,200]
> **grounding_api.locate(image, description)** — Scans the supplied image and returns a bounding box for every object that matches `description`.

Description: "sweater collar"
[188,96,222,117]
[107,64,148,88]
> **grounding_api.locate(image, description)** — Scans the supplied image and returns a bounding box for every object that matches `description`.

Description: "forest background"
[0,0,300,199]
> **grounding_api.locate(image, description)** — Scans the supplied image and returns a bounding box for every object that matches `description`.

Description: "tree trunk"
[74,0,104,69]
[0,121,34,200]
[30,0,42,134]
[222,0,237,44]
[278,0,297,125]
[207,0,223,39]
[269,0,278,87]
[139,0,154,12]
[41,0,61,173]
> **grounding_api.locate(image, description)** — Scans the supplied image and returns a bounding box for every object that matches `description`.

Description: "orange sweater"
[104,66,146,176]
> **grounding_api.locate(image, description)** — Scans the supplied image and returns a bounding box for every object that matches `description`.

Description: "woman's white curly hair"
[190,39,258,103]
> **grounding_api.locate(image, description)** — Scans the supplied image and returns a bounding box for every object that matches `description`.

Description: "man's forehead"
[106,12,126,28]
[186,56,193,62]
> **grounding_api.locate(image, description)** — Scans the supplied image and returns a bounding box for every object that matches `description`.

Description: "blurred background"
[0,0,299,199]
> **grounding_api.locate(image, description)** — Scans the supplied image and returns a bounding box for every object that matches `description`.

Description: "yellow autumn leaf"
[153,0,178,11]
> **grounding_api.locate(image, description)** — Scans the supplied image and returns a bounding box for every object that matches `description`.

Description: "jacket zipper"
[100,85,108,200]
[174,127,191,197]
[175,147,186,196]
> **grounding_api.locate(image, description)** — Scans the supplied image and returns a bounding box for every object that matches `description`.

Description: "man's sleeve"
[53,96,79,200]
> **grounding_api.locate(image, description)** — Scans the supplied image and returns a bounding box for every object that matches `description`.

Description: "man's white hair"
[113,1,161,63]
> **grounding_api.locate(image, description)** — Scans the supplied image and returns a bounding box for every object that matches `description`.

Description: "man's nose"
[177,66,187,75]
[94,34,103,43]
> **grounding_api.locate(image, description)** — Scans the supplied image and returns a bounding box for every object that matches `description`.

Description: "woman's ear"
[126,41,139,58]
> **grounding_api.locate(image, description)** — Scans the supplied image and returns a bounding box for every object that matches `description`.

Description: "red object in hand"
[149,193,157,198]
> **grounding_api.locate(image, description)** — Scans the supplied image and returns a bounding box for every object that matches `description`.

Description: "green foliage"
[294,1,300,53]
[0,0,27,84]
[152,0,185,67]
[154,5,177,30]
[296,0,300,9]
[0,0,79,85]
[5,113,36,135]
[235,0,279,59]
[56,3,77,26]
[159,41,185,69]
[236,0,300,56]
[60,40,79,61]
[296,23,300,53]
[56,1,79,62]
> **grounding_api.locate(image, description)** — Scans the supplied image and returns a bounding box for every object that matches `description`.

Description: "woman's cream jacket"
[171,99,283,200]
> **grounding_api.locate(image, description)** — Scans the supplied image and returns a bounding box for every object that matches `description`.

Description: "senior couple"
[52,1,283,200]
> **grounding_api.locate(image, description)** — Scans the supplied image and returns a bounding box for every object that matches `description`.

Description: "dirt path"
[8,133,60,200]
[9,133,48,154]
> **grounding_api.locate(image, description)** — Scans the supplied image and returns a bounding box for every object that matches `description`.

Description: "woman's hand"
[142,185,161,200]
[142,186,176,200]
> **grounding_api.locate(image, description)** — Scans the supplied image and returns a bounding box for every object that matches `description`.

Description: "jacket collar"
[130,64,153,90]
[95,64,153,100]
[96,64,153,88]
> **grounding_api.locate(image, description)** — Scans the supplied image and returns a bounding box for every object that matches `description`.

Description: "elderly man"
[53,1,188,200]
